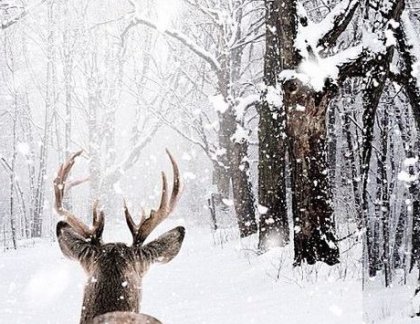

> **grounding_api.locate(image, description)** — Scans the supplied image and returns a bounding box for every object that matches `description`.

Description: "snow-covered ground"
[364,274,420,324]
[0,220,414,324]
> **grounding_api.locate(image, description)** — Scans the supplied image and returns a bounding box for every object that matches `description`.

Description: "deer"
[54,150,185,324]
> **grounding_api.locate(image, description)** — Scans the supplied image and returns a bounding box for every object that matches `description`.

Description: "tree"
[260,0,406,266]
[121,0,263,237]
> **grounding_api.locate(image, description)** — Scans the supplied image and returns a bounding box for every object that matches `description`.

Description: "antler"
[124,149,182,245]
[54,151,104,240]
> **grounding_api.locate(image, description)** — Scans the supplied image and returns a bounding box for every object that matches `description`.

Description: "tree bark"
[283,80,339,265]
[380,111,391,286]
[258,0,296,250]
[231,136,258,237]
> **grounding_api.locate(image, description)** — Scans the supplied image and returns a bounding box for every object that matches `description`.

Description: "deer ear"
[56,221,97,267]
[140,226,185,264]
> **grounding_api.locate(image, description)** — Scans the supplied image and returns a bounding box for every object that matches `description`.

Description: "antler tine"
[54,150,99,239]
[158,171,169,211]
[166,148,183,213]
[124,199,137,238]
[133,150,183,245]
[124,199,147,242]
[92,200,105,239]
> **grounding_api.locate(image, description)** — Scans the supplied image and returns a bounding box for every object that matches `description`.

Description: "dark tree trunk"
[258,0,297,250]
[328,102,337,189]
[231,139,258,237]
[360,0,404,280]
[394,89,416,272]
[208,195,218,231]
[216,108,258,238]
[283,80,339,265]
[392,14,420,275]
[343,109,362,227]
[361,54,392,277]
[393,198,407,270]
[258,99,289,249]
[395,20,420,131]
[371,154,382,277]
[379,110,391,285]
[409,147,420,271]
[213,9,258,238]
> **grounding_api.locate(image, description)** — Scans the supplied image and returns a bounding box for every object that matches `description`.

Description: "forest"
[1,0,420,323]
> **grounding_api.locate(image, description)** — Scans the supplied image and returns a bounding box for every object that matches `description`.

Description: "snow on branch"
[400,11,420,91]
[289,0,406,92]
[295,0,359,55]
[280,42,368,92]
[234,94,260,120]
[122,16,221,72]
[394,10,420,123]
[316,0,360,48]
[100,125,160,188]
[1,0,47,30]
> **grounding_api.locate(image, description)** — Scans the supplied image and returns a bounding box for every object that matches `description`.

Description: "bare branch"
[317,0,360,49]
[397,11,420,128]
[121,16,221,72]
[1,0,47,30]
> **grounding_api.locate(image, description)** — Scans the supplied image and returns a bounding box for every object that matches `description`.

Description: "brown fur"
[57,222,185,324]
[93,312,161,324]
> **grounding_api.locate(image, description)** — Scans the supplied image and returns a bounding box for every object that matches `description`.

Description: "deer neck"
[79,272,142,324]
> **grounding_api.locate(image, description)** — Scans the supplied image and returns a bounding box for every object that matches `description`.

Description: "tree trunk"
[380,112,391,286]
[9,99,18,249]
[231,139,258,237]
[360,52,393,277]
[212,108,258,238]
[360,0,404,280]
[343,106,362,228]
[396,16,420,131]
[258,0,296,250]
[393,197,407,269]
[32,2,55,237]
[283,80,339,265]
[88,69,101,204]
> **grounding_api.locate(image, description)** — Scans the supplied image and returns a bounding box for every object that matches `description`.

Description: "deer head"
[54,150,185,324]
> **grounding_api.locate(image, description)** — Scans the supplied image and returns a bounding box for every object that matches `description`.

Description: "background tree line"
[0,0,420,294]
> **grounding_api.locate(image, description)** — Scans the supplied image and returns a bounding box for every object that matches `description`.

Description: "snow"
[297,58,340,92]
[130,0,179,32]
[398,170,418,183]
[231,125,249,143]
[315,0,359,46]
[128,16,221,72]
[113,181,124,194]
[296,0,359,51]
[296,104,306,112]
[279,44,364,92]
[401,11,420,90]
[257,204,268,215]
[222,198,234,207]
[385,28,397,47]
[291,0,400,92]
[17,142,30,156]
[0,222,364,324]
[234,94,259,119]
[403,157,418,167]
[411,289,420,317]
[183,172,196,180]
[363,273,420,324]
[181,153,192,161]
[209,94,229,114]
[265,85,283,107]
